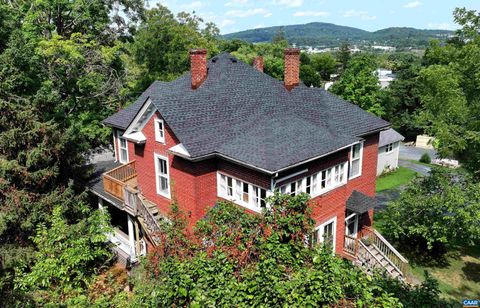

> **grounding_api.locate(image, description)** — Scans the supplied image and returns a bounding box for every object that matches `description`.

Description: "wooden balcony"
[103,160,138,204]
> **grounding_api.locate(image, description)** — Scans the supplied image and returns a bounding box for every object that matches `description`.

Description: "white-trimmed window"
[154,154,170,198]
[154,119,165,143]
[312,217,337,253]
[280,163,347,197]
[217,172,268,212]
[219,174,233,198]
[349,142,363,179]
[253,186,267,208]
[117,130,128,163]
[385,143,394,153]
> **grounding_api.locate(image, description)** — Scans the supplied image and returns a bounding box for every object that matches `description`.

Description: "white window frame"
[345,212,359,238]
[279,162,348,198]
[216,172,268,213]
[154,153,171,199]
[117,130,129,164]
[314,216,337,254]
[349,142,364,179]
[385,142,394,153]
[154,118,165,144]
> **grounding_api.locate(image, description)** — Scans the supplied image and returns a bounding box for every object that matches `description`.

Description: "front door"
[345,211,358,238]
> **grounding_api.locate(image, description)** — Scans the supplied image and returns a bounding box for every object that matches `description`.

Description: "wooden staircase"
[136,195,164,246]
[344,227,408,280]
[356,240,403,279]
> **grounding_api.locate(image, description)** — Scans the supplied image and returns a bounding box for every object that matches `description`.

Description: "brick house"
[89,49,408,278]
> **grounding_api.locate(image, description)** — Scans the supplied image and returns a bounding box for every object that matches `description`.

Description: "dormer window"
[154,119,165,143]
[349,142,363,179]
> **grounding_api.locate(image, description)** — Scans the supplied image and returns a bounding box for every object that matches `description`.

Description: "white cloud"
[180,1,203,10]
[273,0,304,8]
[427,22,456,30]
[225,0,248,7]
[219,19,236,28]
[293,11,329,17]
[264,12,272,17]
[343,10,376,20]
[404,1,422,9]
[226,8,269,18]
[254,24,265,29]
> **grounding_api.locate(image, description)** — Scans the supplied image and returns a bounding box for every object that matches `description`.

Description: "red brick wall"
[124,111,379,242]
[124,112,220,228]
[308,133,379,254]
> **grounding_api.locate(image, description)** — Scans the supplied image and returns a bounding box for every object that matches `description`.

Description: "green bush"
[419,152,431,164]
[383,168,480,252]
[123,194,443,307]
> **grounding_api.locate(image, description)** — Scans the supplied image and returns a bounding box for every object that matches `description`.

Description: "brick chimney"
[252,56,264,72]
[284,48,300,91]
[190,49,207,89]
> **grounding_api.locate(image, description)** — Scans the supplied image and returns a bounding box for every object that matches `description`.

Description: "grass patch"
[376,167,418,192]
[409,246,480,302]
[373,212,480,302]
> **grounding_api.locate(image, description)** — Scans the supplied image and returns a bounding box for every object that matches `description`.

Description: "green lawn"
[408,245,480,302]
[374,212,480,302]
[376,166,418,192]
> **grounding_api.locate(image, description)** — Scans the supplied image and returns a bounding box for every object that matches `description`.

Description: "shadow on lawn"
[397,241,452,268]
[462,262,480,283]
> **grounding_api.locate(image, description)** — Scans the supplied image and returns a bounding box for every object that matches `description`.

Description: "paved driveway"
[399,143,437,161]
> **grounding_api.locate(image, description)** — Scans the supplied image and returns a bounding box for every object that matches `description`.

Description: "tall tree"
[311,53,337,81]
[129,5,219,90]
[330,54,384,116]
[336,42,351,71]
[416,8,480,175]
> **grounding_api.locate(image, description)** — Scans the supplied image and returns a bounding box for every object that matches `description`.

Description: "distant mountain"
[222,22,453,48]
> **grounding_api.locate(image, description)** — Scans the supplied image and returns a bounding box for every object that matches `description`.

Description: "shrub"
[383,168,480,253]
[419,152,431,164]
[124,193,443,307]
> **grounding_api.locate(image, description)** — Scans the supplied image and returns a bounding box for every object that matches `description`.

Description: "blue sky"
[151,0,480,34]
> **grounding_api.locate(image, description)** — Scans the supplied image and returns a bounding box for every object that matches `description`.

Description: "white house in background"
[376,69,396,89]
[377,128,405,176]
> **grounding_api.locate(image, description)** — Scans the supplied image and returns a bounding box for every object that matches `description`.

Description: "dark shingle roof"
[378,128,404,147]
[346,190,376,214]
[103,52,389,173]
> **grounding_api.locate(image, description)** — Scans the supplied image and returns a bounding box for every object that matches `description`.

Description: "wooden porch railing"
[344,234,357,256]
[360,227,409,276]
[103,161,137,202]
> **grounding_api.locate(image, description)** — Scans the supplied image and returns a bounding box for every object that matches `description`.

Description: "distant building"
[372,45,396,52]
[376,68,396,88]
[377,128,404,176]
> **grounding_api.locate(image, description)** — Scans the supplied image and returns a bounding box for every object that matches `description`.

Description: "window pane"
[260,189,266,208]
[352,143,362,159]
[235,180,242,200]
[160,177,169,191]
[306,177,311,194]
[242,182,249,203]
[120,149,127,161]
[290,183,296,196]
[351,160,360,177]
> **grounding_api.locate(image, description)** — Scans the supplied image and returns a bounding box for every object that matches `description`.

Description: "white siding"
[377,141,400,176]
